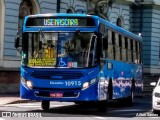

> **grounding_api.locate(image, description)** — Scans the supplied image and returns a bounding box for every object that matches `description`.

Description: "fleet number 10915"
[65,81,82,86]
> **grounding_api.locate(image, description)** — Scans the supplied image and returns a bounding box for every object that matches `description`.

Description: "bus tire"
[97,100,108,112]
[97,91,109,112]
[108,79,113,100]
[126,81,135,106]
[126,89,134,106]
[41,100,50,110]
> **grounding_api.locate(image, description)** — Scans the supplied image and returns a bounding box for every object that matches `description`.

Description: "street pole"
[57,0,61,13]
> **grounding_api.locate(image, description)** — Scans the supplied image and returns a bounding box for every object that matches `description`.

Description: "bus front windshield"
[24,32,98,68]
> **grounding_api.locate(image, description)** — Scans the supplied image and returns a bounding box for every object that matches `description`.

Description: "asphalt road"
[0,96,159,120]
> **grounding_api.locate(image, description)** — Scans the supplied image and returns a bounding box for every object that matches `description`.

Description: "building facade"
[88,0,160,90]
[0,0,159,93]
[0,0,87,93]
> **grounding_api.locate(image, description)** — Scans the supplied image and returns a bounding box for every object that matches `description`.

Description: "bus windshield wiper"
[65,30,80,54]
[72,29,80,42]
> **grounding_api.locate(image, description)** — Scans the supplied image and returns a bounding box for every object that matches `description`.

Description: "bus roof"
[24,13,142,42]
[96,16,142,42]
[26,13,91,18]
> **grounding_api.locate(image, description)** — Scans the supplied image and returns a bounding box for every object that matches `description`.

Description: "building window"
[117,17,123,27]
[67,8,75,13]
[159,41,160,60]
[19,0,33,29]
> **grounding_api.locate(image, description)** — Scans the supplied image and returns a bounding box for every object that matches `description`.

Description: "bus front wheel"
[41,100,50,110]
[97,100,108,112]
[97,92,109,112]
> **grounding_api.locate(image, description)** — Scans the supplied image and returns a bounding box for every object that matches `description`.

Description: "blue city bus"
[15,13,143,112]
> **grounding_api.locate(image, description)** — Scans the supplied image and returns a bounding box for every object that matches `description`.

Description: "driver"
[44,40,55,58]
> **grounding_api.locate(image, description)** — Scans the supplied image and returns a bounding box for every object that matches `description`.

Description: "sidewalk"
[0,92,150,106]
[0,94,31,105]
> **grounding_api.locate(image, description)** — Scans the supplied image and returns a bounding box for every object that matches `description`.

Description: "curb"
[7,100,40,104]
[0,93,40,105]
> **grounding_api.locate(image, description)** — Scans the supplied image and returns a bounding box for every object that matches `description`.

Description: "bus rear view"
[15,14,107,112]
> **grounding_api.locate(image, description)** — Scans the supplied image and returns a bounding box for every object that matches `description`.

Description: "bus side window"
[115,33,120,61]
[119,34,122,61]
[107,30,113,59]
[99,24,108,59]
[139,42,142,64]
[125,37,128,62]
[133,40,137,63]
[101,37,108,58]
[130,40,133,63]
[127,38,132,63]
[122,36,127,62]
[138,42,140,64]
[112,31,116,60]
[108,30,114,60]
[135,41,138,64]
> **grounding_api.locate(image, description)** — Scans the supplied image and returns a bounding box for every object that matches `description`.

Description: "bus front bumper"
[20,82,98,102]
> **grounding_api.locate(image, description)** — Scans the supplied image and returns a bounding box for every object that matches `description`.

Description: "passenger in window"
[44,40,55,58]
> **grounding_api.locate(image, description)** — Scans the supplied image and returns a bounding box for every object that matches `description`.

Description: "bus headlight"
[26,80,33,89]
[82,78,97,90]
[21,77,33,89]
[82,82,89,90]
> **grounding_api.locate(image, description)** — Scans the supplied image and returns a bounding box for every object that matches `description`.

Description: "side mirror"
[150,82,157,86]
[15,28,22,54]
[15,36,20,48]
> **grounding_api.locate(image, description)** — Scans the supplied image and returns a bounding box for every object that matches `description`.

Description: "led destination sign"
[26,17,95,27]
[44,19,78,26]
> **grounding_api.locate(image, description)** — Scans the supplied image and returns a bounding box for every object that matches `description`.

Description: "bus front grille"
[31,71,84,80]
[33,87,81,91]
[34,91,79,98]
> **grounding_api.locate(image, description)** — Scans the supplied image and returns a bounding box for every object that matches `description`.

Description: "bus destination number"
[65,81,81,87]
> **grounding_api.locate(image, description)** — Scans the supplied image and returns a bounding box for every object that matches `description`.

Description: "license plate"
[50,93,63,98]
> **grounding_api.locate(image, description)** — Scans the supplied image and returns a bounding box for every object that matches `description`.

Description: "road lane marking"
[2,103,65,108]
[0,118,5,120]
[93,117,107,120]
[109,109,148,112]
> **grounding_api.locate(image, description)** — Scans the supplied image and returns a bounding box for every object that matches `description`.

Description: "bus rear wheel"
[97,100,108,112]
[41,100,50,110]
[126,89,134,106]
[125,87,134,106]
